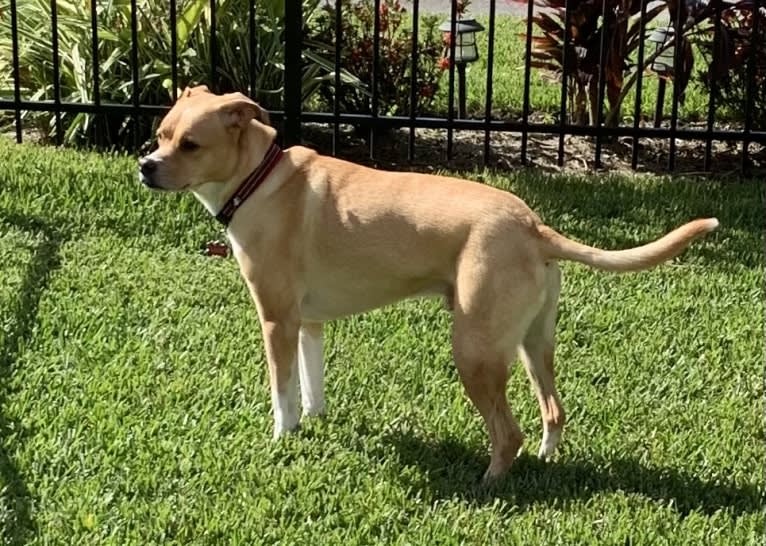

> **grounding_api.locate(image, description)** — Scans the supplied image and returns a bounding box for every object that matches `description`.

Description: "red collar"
[215,141,284,226]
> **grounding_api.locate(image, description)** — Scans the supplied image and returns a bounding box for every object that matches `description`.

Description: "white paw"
[272,383,299,439]
[538,429,562,461]
[302,402,326,418]
[273,420,300,440]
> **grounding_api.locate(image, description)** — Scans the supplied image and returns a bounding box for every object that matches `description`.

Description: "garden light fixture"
[647,26,676,75]
[646,26,678,127]
[438,17,484,119]
[438,18,484,64]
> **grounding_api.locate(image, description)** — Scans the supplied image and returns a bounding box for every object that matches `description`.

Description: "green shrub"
[308,0,445,121]
[694,1,766,130]
[0,0,336,147]
[1,0,166,145]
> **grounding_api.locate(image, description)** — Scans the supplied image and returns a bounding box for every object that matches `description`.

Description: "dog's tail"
[537,218,719,273]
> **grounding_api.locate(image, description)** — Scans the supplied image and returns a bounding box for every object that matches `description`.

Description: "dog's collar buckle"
[215,141,283,226]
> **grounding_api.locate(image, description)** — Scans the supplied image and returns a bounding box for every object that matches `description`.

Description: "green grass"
[428,16,721,125]
[0,137,763,544]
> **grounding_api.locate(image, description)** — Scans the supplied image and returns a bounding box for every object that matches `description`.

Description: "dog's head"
[138,85,273,191]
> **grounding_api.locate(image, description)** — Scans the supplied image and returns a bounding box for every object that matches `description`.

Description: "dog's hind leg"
[452,335,525,482]
[519,262,565,461]
[298,322,325,417]
[451,250,545,481]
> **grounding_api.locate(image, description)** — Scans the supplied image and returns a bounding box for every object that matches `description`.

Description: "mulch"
[301,121,766,178]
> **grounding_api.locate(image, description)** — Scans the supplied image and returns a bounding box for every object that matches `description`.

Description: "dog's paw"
[301,403,326,419]
[272,422,301,440]
[537,429,562,461]
[302,410,326,420]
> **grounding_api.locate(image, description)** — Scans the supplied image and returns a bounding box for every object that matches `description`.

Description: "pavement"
[401,0,529,16]
[403,1,670,18]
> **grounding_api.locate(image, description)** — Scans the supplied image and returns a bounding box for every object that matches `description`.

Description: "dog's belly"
[300,276,450,322]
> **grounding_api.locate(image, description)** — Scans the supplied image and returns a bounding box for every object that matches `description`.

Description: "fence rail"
[1,0,764,173]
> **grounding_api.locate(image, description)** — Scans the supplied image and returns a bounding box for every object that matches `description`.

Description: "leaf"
[177,0,207,51]
[625,4,667,49]
[530,60,560,72]
[534,12,565,35]
[302,49,369,92]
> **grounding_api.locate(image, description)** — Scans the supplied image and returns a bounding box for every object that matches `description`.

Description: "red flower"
[378,3,389,32]
[438,57,451,70]
[442,32,452,46]
[419,84,435,98]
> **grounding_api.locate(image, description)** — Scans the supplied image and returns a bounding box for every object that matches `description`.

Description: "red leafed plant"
[693,1,766,129]
[514,0,764,128]
[514,0,671,126]
[309,0,445,119]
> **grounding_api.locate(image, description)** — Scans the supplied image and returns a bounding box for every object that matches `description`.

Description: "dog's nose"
[139,157,157,177]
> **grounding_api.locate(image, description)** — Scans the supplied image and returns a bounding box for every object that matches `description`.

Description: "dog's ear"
[218,92,270,129]
[180,85,211,100]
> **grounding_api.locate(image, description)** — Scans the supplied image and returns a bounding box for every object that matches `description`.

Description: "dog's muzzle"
[138,157,159,188]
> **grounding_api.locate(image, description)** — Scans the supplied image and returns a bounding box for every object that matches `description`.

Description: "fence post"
[283,0,302,146]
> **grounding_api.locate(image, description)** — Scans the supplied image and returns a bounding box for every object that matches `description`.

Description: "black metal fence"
[1,0,764,173]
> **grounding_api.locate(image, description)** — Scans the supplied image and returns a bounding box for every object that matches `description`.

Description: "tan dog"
[139,86,718,481]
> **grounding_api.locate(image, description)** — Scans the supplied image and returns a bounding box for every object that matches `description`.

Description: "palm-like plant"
[516,0,689,126]
[0,0,344,146]
[693,0,766,129]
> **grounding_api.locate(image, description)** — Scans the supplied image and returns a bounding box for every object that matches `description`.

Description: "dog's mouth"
[138,171,159,189]
[138,172,190,192]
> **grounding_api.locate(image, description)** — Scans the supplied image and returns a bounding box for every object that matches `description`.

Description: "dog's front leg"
[261,319,300,437]
[298,322,325,417]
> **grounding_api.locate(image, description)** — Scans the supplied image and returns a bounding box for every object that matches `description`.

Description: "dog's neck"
[192,181,233,217]
[191,124,278,218]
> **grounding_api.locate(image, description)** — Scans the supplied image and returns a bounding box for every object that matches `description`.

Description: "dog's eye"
[179,138,199,152]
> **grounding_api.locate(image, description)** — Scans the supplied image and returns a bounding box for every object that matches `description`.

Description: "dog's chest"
[299,275,450,322]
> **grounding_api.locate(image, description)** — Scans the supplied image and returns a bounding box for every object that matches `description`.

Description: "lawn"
[0,137,763,545]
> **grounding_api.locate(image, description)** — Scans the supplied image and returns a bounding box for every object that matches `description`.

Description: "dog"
[138,85,718,481]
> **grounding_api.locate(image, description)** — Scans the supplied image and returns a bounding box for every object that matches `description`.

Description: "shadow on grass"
[0,213,67,544]
[383,431,763,517]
